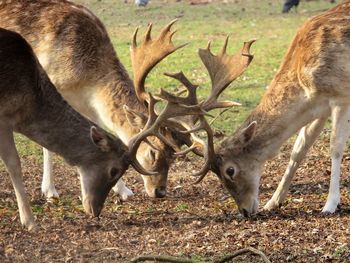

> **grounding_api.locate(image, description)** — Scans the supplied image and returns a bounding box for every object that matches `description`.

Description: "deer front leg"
[0,127,36,231]
[322,105,350,213]
[264,117,327,211]
[112,179,134,201]
[41,148,59,199]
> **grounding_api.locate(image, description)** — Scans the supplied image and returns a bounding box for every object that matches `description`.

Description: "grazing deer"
[0,27,167,230]
[0,0,190,200]
[177,1,350,216]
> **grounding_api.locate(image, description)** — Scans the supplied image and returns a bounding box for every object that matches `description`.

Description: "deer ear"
[90,126,111,152]
[239,121,257,145]
[123,105,147,128]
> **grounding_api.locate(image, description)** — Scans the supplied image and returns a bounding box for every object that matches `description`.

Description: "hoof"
[41,187,59,199]
[119,188,134,201]
[263,199,281,211]
[321,202,340,214]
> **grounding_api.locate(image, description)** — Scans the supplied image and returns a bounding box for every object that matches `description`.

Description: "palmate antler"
[131,19,187,106]
[200,37,256,111]
[163,37,256,183]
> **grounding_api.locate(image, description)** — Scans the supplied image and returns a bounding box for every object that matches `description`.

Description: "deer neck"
[88,65,145,145]
[238,80,330,161]
[52,58,143,145]
[17,73,99,166]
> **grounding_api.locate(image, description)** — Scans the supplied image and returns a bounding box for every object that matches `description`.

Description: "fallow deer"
[178,1,350,216]
[0,27,157,230]
[0,0,189,200]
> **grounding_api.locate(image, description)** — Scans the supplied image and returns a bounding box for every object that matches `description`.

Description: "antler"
[160,72,215,182]
[178,115,215,184]
[200,37,256,111]
[131,20,187,106]
[128,94,207,174]
[162,37,256,183]
[162,72,205,154]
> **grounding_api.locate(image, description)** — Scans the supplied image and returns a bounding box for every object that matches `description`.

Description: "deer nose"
[155,187,166,198]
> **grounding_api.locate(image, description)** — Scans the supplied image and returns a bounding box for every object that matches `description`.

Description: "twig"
[214,247,271,263]
[130,255,194,263]
[100,247,120,251]
[129,247,271,263]
[208,107,232,126]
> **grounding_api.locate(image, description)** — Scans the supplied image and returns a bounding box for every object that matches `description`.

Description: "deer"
[174,1,350,217]
[0,0,194,201]
[0,27,165,230]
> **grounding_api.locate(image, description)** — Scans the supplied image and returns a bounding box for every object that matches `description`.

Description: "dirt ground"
[1,129,350,262]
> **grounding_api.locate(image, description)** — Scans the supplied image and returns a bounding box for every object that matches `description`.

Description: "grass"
[176,203,189,211]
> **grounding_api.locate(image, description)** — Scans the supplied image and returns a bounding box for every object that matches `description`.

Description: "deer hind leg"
[322,105,350,213]
[0,127,36,231]
[41,148,59,198]
[264,117,327,211]
[112,179,134,201]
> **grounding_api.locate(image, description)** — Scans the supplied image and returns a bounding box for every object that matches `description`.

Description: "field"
[1,0,349,262]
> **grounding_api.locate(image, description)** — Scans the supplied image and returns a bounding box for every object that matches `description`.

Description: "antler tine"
[131,20,188,106]
[132,27,139,49]
[220,35,229,55]
[144,23,152,42]
[144,93,159,128]
[160,19,178,39]
[206,40,212,52]
[199,37,256,112]
[242,39,256,56]
[175,142,202,156]
[191,116,216,184]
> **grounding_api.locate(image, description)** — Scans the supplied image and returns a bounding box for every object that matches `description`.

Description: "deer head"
[79,122,171,217]
[78,126,131,217]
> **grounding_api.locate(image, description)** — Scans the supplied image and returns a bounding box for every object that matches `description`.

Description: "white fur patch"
[37,52,51,69]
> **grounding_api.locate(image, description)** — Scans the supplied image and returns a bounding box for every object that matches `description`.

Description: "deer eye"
[226,167,235,178]
[110,168,120,179]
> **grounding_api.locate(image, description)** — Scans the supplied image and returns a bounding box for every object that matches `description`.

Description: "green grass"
[11,0,336,157]
[175,203,189,211]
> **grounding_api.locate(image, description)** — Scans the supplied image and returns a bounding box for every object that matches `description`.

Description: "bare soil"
[1,130,350,262]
